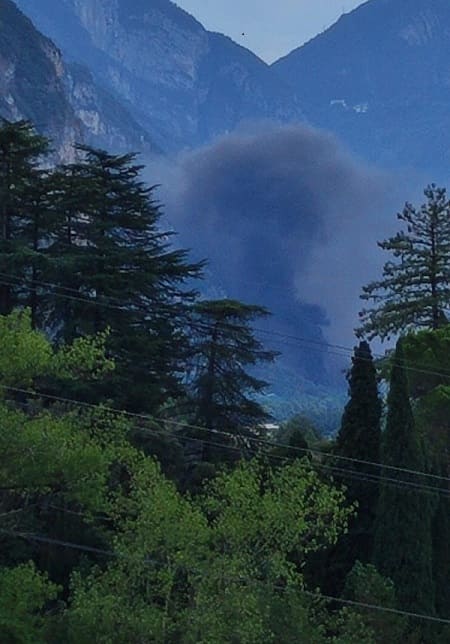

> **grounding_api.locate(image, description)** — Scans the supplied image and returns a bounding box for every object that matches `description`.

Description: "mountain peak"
[0,0,160,159]
[272,0,450,172]
[14,0,304,150]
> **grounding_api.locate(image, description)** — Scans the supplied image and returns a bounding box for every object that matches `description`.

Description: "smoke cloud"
[149,122,407,382]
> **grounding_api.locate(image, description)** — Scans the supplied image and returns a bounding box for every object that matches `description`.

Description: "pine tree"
[357,184,450,341]
[0,119,50,320]
[373,338,435,615]
[332,341,382,577]
[187,299,278,462]
[47,146,204,410]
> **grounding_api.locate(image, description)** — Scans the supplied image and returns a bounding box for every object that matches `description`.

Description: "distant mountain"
[0,0,159,159]
[14,0,305,150]
[273,0,450,174]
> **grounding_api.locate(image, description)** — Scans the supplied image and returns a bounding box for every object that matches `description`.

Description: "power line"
[132,423,450,497]
[302,590,450,626]
[2,272,450,382]
[0,506,35,519]
[0,528,115,558]
[1,382,449,494]
[1,527,449,626]
[3,380,450,486]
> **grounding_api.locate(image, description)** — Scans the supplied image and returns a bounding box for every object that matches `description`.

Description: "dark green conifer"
[357,185,450,340]
[334,341,382,566]
[432,485,450,619]
[316,341,382,596]
[373,339,435,615]
[0,119,50,321]
[187,299,278,463]
[48,146,203,410]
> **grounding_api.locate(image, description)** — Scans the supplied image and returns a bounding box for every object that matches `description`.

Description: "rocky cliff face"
[0,0,159,160]
[273,0,450,174]
[0,0,80,159]
[14,0,305,150]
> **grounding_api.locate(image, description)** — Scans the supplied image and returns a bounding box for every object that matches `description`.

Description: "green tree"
[342,562,407,644]
[0,119,51,321]
[187,299,278,463]
[306,343,382,597]
[401,329,450,621]
[357,185,450,340]
[334,341,382,565]
[0,563,60,644]
[47,146,203,410]
[0,309,124,589]
[373,339,435,616]
[0,310,376,643]
[277,413,322,450]
[66,458,353,643]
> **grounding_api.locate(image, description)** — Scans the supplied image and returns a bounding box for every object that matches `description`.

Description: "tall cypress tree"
[373,338,435,615]
[432,477,450,620]
[333,341,382,574]
[401,329,450,621]
[312,341,382,597]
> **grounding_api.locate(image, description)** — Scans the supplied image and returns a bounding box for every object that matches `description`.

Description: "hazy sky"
[175,0,366,62]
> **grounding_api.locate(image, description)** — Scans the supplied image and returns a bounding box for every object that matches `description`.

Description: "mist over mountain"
[14,0,305,151]
[273,0,450,176]
[0,0,159,158]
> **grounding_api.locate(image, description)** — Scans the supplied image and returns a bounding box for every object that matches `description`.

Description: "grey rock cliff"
[0,0,159,160]
[14,0,305,150]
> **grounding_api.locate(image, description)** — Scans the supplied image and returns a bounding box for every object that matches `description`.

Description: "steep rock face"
[273,0,450,173]
[0,0,159,160]
[66,63,159,155]
[0,0,81,159]
[15,0,304,150]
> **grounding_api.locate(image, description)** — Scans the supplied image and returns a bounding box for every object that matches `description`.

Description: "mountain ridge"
[0,0,160,159]
[14,0,305,150]
[272,0,450,173]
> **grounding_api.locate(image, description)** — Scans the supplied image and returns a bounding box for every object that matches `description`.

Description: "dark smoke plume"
[150,123,403,383]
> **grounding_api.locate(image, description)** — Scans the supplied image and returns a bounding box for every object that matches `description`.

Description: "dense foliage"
[319,341,382,595]
[357,184,450,340]
[373,340,435,616]
[0,119,449,642]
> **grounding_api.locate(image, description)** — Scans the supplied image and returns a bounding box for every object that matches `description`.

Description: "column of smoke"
[147,122,411,384]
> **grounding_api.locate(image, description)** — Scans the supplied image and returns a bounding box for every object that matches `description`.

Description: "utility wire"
[2,272,450,382]
[131,422,450,497]
[301,590,450,626]
[0,528,115,557]
[1,527,449,626]
[1,382,449,494]
[3,380,450,486]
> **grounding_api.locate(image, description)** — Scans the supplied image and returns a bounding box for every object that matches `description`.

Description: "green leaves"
[0,309,52,387]
[0,309,115,392]
[357,184,450,340]
[0,563,60,644]
[65,457,353,643]
[53,330,114,381]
